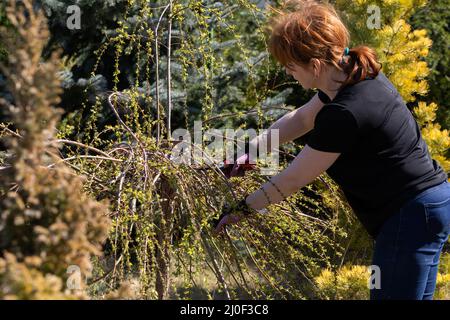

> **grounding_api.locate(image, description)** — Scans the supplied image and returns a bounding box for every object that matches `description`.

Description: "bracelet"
[268,179,287,199]
[260,186,272,207]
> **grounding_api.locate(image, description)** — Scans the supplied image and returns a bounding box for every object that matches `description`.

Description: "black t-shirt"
[308,72,448,238]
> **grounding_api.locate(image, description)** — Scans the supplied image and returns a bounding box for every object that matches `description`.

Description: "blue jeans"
[370,180,450,300]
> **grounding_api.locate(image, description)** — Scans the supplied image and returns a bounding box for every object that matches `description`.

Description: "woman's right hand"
[221,153,256,178]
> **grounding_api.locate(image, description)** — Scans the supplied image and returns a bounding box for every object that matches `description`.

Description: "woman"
[214,0,449,300]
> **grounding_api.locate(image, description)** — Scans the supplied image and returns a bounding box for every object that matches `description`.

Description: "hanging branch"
[154,2,172,144]
[107,92,150,190]
[166,0,173,141]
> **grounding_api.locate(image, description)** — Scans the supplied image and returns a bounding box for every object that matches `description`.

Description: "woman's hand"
[221,153,256,178]
[212,199,253,236]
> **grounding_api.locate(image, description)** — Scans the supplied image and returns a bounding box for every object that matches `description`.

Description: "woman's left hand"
[213,199,251,236]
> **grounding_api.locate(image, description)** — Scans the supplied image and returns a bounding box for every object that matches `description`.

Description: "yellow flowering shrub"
[335,0,430,102]
[315,265,369,300]
[435,253,450,300]
[315,254,450,300]
[414,102,450,172]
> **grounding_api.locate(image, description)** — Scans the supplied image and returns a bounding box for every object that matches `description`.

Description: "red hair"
[267,0,382,89]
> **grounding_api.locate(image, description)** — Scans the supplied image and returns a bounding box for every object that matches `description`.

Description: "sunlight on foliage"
[414,102,450,172]
[335,0,430,102]
[315,265,369,300]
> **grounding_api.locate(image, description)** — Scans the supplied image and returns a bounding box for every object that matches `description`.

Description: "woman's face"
[284,61,317,89]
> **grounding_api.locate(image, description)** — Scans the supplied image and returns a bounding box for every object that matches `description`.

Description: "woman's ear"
[311,58,321,78]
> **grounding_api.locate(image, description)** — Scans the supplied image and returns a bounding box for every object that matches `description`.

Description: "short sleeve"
[307,104,359,153]
[317,90,331,103]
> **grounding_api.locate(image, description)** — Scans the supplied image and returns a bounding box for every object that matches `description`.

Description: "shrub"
[0,0,110,299]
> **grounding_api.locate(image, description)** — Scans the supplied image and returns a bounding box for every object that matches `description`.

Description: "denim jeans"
[370,180,450,300]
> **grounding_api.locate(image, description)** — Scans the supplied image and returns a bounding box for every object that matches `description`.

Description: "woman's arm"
[246,145,340,210]
[214,145,339,235]
[250,93,325,152]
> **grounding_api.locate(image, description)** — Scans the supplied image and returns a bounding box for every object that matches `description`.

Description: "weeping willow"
[60,0,354,300]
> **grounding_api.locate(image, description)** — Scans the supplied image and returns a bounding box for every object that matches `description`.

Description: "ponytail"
[339,46,382,87]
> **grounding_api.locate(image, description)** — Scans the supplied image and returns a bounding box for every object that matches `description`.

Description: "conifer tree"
[0,0,110,299]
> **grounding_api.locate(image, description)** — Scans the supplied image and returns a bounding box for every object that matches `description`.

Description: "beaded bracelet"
[268,179,288,199]
[260,185,272,207]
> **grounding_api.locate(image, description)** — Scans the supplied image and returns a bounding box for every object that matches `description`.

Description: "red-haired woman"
[214,0,449,300]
